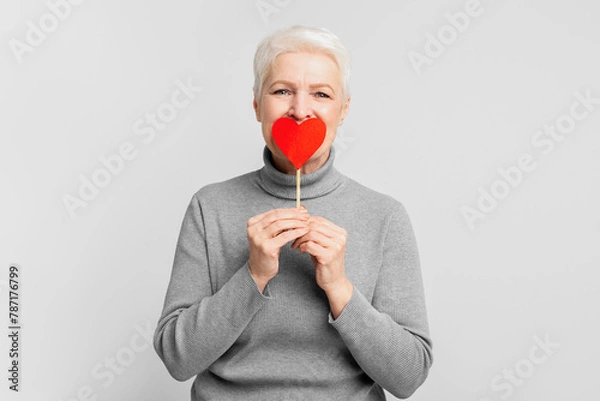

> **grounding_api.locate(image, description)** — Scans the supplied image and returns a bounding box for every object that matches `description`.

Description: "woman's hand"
[247,208,310,292]
[291,216,353,318]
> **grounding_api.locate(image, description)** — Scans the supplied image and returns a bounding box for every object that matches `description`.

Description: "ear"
[338,96,351,126]
[253,98,262,122]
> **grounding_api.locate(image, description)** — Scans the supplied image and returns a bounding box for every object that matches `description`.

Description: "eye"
[315,92,331,99]
[273,89,291,95]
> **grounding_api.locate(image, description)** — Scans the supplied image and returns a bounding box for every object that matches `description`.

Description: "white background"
[1,0,599,400]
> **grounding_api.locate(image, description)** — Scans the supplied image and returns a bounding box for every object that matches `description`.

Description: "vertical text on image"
[7,265,21,392]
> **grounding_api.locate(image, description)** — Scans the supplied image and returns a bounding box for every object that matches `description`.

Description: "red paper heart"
[271,118,326,169]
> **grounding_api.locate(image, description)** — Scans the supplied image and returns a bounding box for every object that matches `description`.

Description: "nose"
[288,91,313,122]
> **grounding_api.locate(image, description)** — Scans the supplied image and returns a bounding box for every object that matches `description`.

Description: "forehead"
[267,52,342,86]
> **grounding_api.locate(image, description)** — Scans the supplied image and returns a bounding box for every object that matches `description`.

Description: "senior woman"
[154,26,432,400]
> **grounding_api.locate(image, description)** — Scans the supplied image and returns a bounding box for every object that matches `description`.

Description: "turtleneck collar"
[256,146,346,200]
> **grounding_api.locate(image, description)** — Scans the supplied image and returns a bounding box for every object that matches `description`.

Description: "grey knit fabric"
[154,147,433,400]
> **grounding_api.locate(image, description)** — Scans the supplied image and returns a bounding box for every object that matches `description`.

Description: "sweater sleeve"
[329,203,433,399]
[153,194,270,381]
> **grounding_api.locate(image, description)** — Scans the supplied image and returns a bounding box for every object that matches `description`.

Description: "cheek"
[261,98,288,120]
[320,105,344,128]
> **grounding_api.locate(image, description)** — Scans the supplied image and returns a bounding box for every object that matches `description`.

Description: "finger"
[293,229,338,251]
[308,223,348,246]
[290,235,305,250]
[269,226,310,249]
[298,240,326,257]
[248,220,307,247]
[265,219,310,238]
[247,209,272,226]
[248,208,309,228]
[308,216,346,235]
[305,222,338,239]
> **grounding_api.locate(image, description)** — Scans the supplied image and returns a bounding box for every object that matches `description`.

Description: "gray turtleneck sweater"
[154,148,432,400]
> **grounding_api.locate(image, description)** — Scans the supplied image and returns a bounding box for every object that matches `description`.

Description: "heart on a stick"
[272,118,326,170]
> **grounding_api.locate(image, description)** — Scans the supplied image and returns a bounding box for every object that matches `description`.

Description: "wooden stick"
[296,168,301,208]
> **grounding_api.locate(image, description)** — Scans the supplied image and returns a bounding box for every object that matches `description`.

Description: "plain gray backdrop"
[1,0,599,400]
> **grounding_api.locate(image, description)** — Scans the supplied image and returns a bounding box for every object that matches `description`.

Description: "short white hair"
[253,25,351,100]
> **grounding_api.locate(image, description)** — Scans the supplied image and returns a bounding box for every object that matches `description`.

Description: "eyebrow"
[268,80,337,93]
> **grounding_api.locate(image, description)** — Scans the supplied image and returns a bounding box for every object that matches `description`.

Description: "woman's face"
[253,51,350,174]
